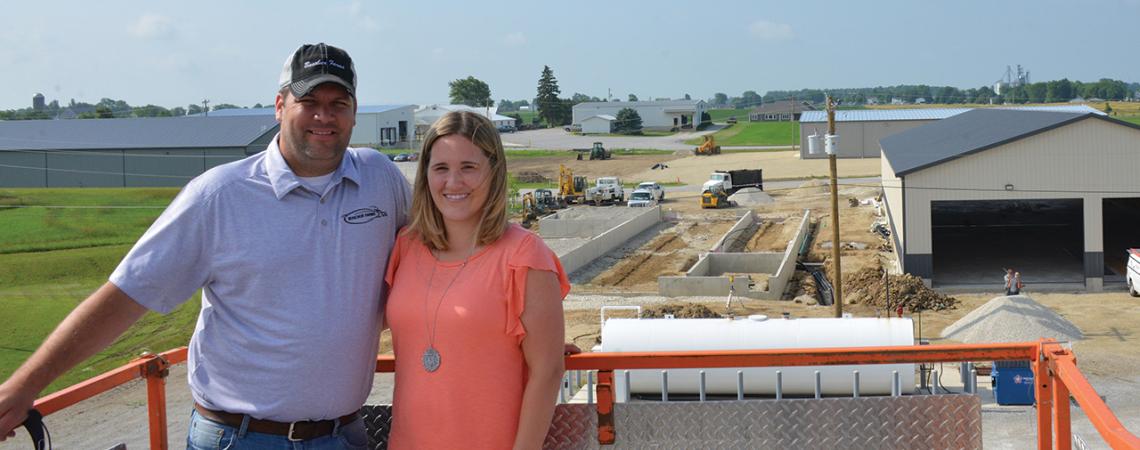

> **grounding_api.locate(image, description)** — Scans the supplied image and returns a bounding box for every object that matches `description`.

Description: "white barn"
[571,100,706,131]
[580,115,616,134]
[414,104,517,137]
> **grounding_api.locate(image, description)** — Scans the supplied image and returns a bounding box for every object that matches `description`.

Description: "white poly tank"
[600,316,914,399]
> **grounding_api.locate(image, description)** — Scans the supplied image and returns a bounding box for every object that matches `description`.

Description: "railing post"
[1053,371,1071,450]
[1035,345,1054,450]
[596,370,615,445]
[139,353,171,450]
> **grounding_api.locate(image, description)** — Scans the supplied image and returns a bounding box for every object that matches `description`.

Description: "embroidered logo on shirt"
[343,206,387,224]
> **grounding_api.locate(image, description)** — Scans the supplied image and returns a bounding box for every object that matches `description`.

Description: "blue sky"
[3,0,1138,110]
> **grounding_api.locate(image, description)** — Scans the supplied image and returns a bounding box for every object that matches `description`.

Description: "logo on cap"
[279,43,356,98]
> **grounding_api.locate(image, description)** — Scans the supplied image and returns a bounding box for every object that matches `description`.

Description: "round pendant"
[422,347,441,372]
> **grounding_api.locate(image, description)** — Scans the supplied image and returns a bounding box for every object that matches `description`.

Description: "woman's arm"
[512,268,566,450]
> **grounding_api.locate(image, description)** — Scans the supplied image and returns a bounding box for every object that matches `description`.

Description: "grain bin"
[600,316,914,399]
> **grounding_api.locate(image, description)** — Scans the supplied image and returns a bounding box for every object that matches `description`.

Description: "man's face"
[274,83,356,176]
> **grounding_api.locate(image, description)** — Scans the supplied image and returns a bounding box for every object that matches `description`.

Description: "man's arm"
[0,282,148,440]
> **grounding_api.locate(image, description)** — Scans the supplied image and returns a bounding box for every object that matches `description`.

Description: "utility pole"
[827,95,844,317]
[202,99,210,117]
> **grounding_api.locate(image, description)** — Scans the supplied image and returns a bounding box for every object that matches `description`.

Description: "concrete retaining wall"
[710,211,756,252]
[556,206,662,275]
[660,210,812,300]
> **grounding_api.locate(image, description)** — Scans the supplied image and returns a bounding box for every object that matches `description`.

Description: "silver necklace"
[421,243,476,372]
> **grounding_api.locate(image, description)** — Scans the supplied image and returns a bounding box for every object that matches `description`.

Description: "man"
[0,43,410,449]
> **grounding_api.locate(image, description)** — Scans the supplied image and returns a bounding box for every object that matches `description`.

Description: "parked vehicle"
[497,125,517,133]
[702,169,762,194]
[636,181,665,201]
[407,152,420,161]
[1128,248,1140,297]
[564,124,582,133]
[726,116,738,124]
[574,142,611,160]
[394,153,410,162]
[586,176,624,205]
[627,189,658,207]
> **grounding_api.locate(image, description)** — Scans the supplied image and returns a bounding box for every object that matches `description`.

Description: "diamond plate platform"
[363,394,981,449]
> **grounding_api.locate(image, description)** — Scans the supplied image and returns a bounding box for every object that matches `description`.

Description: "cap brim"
[288,74,355,98]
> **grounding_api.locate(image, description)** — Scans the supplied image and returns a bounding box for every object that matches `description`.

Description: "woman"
[384,111,570,449]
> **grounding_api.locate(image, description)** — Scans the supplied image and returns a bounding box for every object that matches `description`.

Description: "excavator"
[521,188,563,228]
[558,164,588,204]
[695,135,721,156]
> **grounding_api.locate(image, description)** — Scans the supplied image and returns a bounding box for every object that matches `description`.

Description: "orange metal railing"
[30,340,1140,449]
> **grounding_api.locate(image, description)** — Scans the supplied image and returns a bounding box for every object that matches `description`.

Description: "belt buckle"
[287,421,303,442]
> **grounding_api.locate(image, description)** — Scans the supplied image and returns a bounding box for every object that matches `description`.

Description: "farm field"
[684,120,799,147]
[0,188,200,393]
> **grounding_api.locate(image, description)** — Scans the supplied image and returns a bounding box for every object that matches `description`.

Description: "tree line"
[0,97,259,121]
[759,79,1139,106]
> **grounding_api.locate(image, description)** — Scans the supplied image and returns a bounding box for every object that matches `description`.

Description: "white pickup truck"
[1128,248,1139,297]
[587,177,624,205]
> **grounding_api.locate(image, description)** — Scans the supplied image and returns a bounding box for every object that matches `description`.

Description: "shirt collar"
[264,134,360,200]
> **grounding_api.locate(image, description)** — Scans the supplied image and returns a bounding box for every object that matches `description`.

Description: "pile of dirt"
[642,303,722,318]
[514,171,549,183]
[941,295,1083,343]
[842,264,959,312]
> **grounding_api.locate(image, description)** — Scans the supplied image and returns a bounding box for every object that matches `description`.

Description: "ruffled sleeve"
[505,230,571,342]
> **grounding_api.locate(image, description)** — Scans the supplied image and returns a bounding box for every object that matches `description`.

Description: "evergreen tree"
[536,65,561,126]
[614,108,643,135]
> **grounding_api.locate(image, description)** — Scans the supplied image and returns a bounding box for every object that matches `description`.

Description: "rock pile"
[941,295,1083,344]
[641,303,722,319]
[728,188,774,206]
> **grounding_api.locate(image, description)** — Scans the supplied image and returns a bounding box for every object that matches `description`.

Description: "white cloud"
[128,13,176,40]
[504,32,526,47]
[342,0,381,32]
[748,20,793,41]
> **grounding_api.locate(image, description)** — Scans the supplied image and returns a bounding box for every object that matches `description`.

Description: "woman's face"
[426,134,492,231]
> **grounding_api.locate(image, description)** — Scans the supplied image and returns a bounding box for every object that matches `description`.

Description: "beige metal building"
[881,109,1140,290]
[800,105,1104,159]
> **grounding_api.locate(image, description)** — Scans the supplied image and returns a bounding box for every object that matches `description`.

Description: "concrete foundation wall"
[711,211,755,252]
[539,220,620,239]
[661,210,812,300]
[557,206,662,275]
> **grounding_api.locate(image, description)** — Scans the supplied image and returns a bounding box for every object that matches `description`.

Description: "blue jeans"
[186,409,369,450]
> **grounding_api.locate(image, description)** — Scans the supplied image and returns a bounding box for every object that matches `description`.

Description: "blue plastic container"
[992,360,1035,405]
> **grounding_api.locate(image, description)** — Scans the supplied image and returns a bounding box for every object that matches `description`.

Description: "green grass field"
[0,188,201,394]
[684,121,799,147]
[706,108,751,122]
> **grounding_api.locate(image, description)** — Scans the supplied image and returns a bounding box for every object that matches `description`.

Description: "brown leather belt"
[193,402,359,441]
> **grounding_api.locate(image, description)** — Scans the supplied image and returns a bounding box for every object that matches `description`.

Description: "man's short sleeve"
[109,183,212,314]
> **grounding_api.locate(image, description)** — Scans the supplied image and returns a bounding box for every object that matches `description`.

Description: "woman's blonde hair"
[406,110,508,251]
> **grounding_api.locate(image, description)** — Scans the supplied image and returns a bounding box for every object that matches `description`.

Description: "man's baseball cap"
[278,43,356,98]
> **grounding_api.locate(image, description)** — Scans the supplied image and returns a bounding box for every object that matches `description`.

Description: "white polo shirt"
[110,136,410,421]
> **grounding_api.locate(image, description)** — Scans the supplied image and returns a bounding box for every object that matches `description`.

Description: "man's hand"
[0,381,36,441]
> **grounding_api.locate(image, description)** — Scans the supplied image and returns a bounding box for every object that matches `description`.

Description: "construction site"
[10,146,1140,449]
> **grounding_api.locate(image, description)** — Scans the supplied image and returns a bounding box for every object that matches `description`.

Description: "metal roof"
[879,109,1127,176]
[800,105,1103,123]
[573,100,704,109]
[200,104,412,117]
[0,116,279,151]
